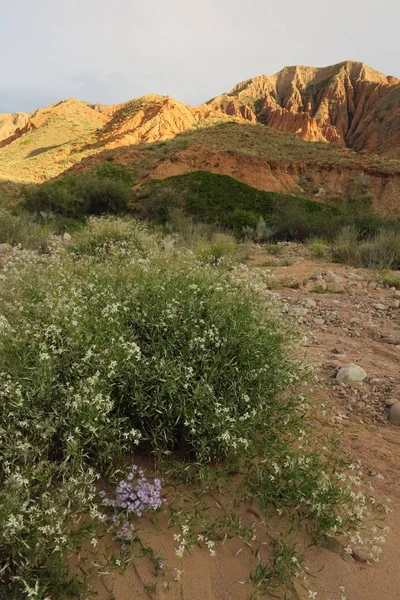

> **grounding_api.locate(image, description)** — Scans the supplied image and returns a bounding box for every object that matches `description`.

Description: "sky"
[0,0,399,113]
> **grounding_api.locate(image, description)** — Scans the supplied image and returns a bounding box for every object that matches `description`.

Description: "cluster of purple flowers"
[100,464,166,521]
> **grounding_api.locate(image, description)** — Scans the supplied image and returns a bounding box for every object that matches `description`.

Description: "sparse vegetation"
[332,226,400,270]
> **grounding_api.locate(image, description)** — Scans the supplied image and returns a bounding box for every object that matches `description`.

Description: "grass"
[332,226,400,269]
[0,215,384,598]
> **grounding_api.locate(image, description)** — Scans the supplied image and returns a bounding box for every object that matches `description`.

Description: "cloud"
[1,0,399,113]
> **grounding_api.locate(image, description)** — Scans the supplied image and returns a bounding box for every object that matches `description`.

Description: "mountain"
[0,61,399,211]
[209,61,400,154]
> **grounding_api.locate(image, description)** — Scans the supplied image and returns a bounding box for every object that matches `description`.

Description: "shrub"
[24,178,90,218]
[24,171,131,218]
[94,162,133,186]
[195,233,238,264]
[0,207,56,248]
[332,226,400,270]
[0,218,301,596]
[133,172,342,241]
[308,238,328,258]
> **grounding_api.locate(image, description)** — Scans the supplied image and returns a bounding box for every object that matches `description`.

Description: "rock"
[325,271,339,283]
[314,186,326,198]
[304,298,317,308]
[321,537,355,563]
[373,303,386,311]
[347,273,364,281]
[0,243,12,254]
[327,283,344,293]
[389,402,400,426]
[291,307,309,317]
[352,546,373,563]
[368,281,378,289]
[392,300,400,309]
[312,280,327,292]
[336,364,367,383]
[313,318,325,326]
[63,232,72,242]
[385,398,398,407]
[332,347,345,354]
[311,269,322,280]
[394,290,400,298]
[329,313,338,321]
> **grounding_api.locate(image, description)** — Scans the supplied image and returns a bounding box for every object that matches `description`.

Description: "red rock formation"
[209,61,400,153]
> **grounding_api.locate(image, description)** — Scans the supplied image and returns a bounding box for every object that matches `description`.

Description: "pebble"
[313,318,325,326]
[352,547,373,563]
[389,402,400,426]
[304,298,317,308]
[385,398,398,407]
[0,243,12,254]
[63,232,72,242]
[373,303,386,311]
[291,307,309,317]
[311,269,322,280]
[327,283,344,293]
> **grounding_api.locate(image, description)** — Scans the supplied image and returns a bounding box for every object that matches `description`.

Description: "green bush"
[308,238,329,258]
[133,172,346,242]
[24,170,132,218]
[94,162,134,186]
[0,217,376,597]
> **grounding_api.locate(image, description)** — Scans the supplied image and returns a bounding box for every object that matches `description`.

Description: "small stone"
[311,269,322,280]
[336,364,367,383]
[347,273,364,281]
[389,402,400,426]
[321,538,355,563]
[0,243,12,254]
[368,281,378,289]
[313,318,325,326]
[63,232,72,242]
[312,281,327,292]
[385,398,398,407]
[394,290,400,298]
[373,303,386,311]
[327,283,344,293]
[352,546,373,563]
[392,300,400,309]
[325,271,339,283]
[291,307,309,317]
[304,298,317,308]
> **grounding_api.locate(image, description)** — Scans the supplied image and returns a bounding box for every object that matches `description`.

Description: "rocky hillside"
[209,61,400,153]
[0,61,398,200]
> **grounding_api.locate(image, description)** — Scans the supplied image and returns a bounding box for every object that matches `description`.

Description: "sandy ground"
[86,247,400,600]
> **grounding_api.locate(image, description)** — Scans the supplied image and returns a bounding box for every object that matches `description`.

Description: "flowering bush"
[0,216,375,598]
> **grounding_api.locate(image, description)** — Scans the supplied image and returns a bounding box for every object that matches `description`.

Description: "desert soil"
[89,245,400,600]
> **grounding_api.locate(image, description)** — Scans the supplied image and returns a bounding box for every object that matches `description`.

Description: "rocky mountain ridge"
[0,61,398,196]
[209,61,400,153]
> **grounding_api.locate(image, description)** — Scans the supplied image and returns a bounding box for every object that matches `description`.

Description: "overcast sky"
[1,0,399,113]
